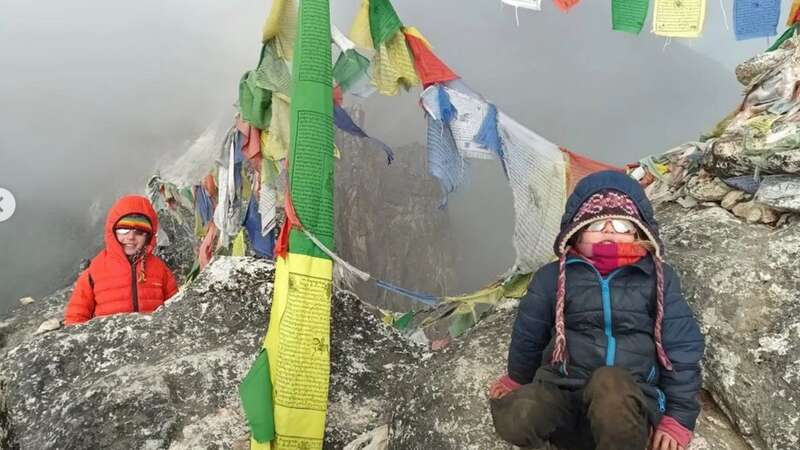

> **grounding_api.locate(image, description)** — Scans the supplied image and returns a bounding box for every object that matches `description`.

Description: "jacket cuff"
[657,416,692,447]
[499,374,522,392]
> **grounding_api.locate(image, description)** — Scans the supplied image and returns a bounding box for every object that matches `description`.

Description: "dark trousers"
[490,367,649,450]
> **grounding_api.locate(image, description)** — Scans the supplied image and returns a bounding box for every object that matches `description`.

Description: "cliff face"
[334,117,455,312]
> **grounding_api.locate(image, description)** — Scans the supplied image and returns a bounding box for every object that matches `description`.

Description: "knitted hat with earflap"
[115,214,153,234]
[550,171,673,372]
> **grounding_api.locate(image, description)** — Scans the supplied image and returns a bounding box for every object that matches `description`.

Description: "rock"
[0,257,422,449]
[731,200,780,224]
[687,175,732,202]
[735,47,792,86]
[677,196,699,209]
[0,288,70,353]
[390,298,517,450]
[32,318,61,336]
[776,213,794,228]
[732,200,757,222]
[706,138,800,178]
[760,205,780,224]
[721,191,747,210]
[343,425,388,450]
[659,204,800,449]
[18,297,34,306]
[754,175,800,213]
[693,393,751,450]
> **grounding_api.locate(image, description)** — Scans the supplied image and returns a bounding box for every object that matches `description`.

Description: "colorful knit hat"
[550,188,673,372]
[115,214,153,234]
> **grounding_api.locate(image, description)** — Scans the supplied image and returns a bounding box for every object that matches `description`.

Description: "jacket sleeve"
[163,265,179,300]
[658,264,705,430]
[507,267,555,384]
[64,270,96,325]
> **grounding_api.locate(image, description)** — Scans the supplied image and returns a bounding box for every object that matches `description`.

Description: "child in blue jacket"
[490,171,704,450]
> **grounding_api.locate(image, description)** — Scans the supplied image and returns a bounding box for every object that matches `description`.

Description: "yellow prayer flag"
[250,438,271,450]
[652,0,706,38]
[372,31,420,96]
[261,0,297,59]
[262,0,287,42]
[232,231,246,256]
[265,93,291,162]
[263,255,333,449]
[349,0,374,49]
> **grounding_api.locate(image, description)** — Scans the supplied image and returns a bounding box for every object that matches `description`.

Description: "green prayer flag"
[502,272,534,299]
[393,311,415,331]
[369,0,403,48]
[767,25,797,52]
[333,49,371,92]
[239,70,273,130]
[185,256,201,283]
[255,40,293,96]
[286,0,335,259]
[612,0,650,35]
[448,304,476,338]
[239,350,275,443]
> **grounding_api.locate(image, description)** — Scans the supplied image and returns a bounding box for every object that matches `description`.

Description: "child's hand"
[488,379,512,399]
[651,429,684,450]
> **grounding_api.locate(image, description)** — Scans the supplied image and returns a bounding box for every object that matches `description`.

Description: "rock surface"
[705,138,800,178]
[659,203,800,450]
[0,257,421,449]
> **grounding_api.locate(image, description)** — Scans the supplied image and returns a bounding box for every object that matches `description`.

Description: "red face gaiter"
[575,242,648,276]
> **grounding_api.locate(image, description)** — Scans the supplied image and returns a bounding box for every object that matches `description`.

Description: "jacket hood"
[104,195,159,261]
[553,170,662,257]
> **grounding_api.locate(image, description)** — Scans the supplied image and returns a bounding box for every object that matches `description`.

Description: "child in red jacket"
[64,195,178,325]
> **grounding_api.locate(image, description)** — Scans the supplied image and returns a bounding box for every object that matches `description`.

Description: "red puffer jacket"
[64,195,179,325]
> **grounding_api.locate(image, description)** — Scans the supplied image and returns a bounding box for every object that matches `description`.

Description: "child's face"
[578,219,636,245]
[115,228,149,256]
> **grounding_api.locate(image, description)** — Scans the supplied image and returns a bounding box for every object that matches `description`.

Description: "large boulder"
[659,203,800,450]
[0,257,421,449]
[705,138,800,179]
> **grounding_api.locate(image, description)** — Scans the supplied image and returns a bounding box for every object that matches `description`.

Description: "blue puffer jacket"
[506,171,705,430]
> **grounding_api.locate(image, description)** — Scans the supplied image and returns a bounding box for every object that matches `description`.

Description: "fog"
[0,0,780,313]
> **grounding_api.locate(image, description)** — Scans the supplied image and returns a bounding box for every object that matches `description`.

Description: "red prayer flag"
[562,147,622,194]
[553,0,581,12]
[403,32,458,87]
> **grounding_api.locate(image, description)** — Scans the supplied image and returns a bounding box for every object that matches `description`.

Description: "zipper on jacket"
[130,261,140,312]
[656,388,666,413]
[600,276,616,367]
[566,259,622,367]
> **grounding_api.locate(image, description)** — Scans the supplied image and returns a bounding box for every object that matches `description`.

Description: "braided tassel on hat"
[550,250,569,372]
[654,256,673,371]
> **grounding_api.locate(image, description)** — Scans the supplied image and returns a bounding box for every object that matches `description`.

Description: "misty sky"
[0,0,786,313]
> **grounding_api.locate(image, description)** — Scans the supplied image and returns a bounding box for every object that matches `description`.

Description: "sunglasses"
[115,228,149,237]
[586,219,636,234]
